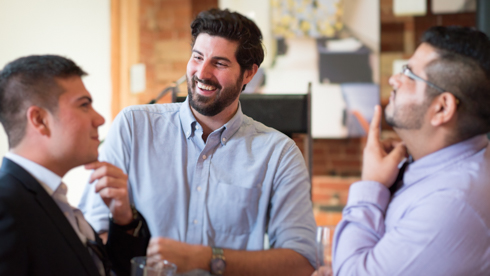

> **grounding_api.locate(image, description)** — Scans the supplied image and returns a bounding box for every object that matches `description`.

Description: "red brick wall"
[293,135,363,218]
[191,0,218,19]
[312,138,363,176]
[293,135,364,177]
[139,0,218,104]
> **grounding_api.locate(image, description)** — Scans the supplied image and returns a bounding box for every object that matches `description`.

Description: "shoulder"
[107,103,183,139]
[0,171,25,195]
[112,103,183,130]
[120,103,183,117]
[0,172,30,214]
[241,115,295,147]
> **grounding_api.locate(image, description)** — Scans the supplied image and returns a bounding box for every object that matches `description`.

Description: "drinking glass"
[131,256,177,276]
[315,225,335,276]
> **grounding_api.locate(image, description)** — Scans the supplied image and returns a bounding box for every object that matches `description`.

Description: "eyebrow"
[75,96,93,103]
[192,50,232,63]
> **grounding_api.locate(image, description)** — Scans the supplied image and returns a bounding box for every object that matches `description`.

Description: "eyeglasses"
[401,64,446,93]
[401,64,460,105]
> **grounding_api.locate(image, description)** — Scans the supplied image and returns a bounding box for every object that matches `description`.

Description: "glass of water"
[131,256,177,276]
[314,225,335,276]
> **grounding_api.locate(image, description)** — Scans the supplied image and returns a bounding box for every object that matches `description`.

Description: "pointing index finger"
[367,105,382,143]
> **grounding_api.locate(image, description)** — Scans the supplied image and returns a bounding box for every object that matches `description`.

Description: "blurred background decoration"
[271,0,344,38]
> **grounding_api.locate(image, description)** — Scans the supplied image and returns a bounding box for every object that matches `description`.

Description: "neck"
[396,127,455,161]
[190,100,239,142]
[11,142,69,177]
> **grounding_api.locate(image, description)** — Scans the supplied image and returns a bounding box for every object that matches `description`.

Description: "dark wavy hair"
[190,8,264,73]
[422,26,490,141]
[0,55,86,148]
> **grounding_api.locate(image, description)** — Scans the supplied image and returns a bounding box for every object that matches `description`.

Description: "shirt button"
[193,220,198,224]
[197,186,202,191]
[186,131,190,136]
[222,137,226,142]
[202,155,207,160]
[196,125,199,129]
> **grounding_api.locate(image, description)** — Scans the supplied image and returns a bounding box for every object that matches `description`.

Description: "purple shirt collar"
[404,134,488,186]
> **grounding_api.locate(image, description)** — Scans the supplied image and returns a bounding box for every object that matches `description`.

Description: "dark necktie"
[389,160,409,195]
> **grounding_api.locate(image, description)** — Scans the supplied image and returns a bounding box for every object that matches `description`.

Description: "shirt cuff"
[347,181,391,211]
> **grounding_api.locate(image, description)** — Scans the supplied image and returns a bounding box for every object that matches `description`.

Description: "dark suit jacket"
[0,158,150,276]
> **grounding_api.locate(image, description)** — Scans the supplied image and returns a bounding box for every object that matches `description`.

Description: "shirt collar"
[403,134,489,186]
[220,102,244,145]
[179,97,197,139]
[5,152,62,196]
[179,96,244,145]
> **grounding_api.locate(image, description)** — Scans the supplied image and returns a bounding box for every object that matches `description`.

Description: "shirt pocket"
[206,182,261,235]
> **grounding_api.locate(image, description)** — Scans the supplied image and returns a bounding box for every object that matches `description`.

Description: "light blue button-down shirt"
[79,98,317,266]
[333,135,490,275]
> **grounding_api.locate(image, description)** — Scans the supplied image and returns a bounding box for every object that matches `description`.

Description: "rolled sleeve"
[268,143,317,267]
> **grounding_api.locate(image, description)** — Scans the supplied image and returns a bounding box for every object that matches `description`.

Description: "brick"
[154,40,191,62]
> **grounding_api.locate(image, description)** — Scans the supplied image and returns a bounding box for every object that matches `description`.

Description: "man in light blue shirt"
[79,9,316,276]
[332,26,490,275]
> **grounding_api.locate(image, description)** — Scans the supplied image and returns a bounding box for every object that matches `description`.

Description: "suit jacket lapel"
[0,158,101,276]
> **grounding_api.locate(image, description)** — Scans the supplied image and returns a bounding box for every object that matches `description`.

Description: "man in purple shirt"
[332,26,490,275]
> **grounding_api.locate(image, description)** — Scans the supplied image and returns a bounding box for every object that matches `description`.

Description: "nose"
[93,110,105,128]
[389,73,402,90]
[196,60,213,80]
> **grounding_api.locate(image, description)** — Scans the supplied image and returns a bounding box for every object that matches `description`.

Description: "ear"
[26,106,51,137]
[430,92,458,127]
[242,64,259,85]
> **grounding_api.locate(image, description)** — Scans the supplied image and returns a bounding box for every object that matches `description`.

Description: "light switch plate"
[130,63,146,94]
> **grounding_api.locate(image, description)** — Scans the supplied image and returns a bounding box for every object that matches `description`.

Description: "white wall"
[219,0,274,68]
[0,0,111,206]
[343,0,380,52]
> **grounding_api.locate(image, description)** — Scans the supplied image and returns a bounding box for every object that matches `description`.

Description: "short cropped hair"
[422,26,490,141]
[0,55,87,148]
[190,8,264,72]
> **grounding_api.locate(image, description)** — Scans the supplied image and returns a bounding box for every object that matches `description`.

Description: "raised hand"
[85,161,133,225]
[361,105,407,188]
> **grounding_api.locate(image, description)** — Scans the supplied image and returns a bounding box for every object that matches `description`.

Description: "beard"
[187,73,243,117]
[385,93,430,130]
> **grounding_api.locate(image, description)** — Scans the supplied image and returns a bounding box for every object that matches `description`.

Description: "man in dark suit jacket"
[0,55,149,275]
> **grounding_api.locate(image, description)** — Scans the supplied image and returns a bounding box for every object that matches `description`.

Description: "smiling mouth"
[196,81,217,91]
[193,75,220,94]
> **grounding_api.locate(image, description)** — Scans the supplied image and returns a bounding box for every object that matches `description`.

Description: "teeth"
[197,82,216,91]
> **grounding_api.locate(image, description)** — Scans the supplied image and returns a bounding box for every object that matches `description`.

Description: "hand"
[146,237,211,273]
[311,266,333,276]
[85,161,132,225]
[362,105,407,188]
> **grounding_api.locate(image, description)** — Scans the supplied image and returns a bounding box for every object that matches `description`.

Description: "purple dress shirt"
[333,135,490,275]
